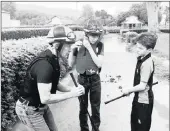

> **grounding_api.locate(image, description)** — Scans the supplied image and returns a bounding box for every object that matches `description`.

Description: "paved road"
[11,34,169,131]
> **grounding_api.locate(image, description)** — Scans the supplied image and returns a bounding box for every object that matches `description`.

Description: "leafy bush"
[125,31,138,43]
[124,32,138,52]
[1,37,69,130]
[121,29,148,34]
[1,26,84,41]
[107,28,120,33]
[2,28,50,41]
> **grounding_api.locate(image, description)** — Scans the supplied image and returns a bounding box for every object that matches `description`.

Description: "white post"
[146,2,161,33]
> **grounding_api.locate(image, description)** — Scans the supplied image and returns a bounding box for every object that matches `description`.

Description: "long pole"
[70,73,98,131]
[105,82,158,104]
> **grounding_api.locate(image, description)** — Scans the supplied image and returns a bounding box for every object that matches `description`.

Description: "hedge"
[121,29,148,34]
[107,29,120,33]
[2,28,50,41]
[1,26,84,41]
[1,37,69,130]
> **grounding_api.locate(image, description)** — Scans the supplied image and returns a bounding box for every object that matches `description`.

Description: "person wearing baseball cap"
[15,25,85,131]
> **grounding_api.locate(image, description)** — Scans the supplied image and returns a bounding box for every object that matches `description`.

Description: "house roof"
[45,16,74,26]
[122,16,143,24]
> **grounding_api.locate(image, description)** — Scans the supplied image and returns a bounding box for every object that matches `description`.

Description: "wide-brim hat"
[47,25,76,44]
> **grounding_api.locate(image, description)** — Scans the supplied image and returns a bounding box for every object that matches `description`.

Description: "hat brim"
[84,29,103,35]
[46,37,75,44]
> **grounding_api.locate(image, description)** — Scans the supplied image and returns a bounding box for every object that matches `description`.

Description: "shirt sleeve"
[33,60,53,83]
[140,61,152,83]
[73,48,78,56]
[98,42,104,56]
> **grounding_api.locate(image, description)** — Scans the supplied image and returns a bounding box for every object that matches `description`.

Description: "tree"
[95,11,101,17]
[164,6,170,26]
[2,2,16,19]
[129,3,148,24]
[100,10,108,25]
[95,10,109,25]
[15,10,51,25]
[82,4,94,19]
[146,2,161,32]
[116,2,162,26]
[116,11,131,26]
[78,4,94,26]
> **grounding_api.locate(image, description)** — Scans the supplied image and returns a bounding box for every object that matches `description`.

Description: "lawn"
[154,33,169,58]
[152,33,169,82]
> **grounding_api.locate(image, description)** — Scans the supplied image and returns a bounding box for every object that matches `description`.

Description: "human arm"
[68,41,82,68]
[34,60,84,104]
[38,83,84,104]
[121,82,148,95]
[121,61,152,95]
[83,37,104,68]
[57,82,71,92]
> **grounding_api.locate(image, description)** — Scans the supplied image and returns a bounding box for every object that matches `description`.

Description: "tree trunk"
[146,2,161,33]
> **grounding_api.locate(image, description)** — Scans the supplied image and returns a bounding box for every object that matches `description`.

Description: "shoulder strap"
[96,42,103,55]
[26,56,56,73]
[97,42,103,73]
[152,60,155,73]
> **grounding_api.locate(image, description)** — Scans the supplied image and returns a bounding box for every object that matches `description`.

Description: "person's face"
[135,43,148,57]
[88,34,100,44]
[59,43,71,58]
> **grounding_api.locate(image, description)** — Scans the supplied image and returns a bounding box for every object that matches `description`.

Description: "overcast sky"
[16,2,169,16]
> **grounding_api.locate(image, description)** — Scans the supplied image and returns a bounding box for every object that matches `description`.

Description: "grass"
[154,33,169,57]
[152,33,169,82]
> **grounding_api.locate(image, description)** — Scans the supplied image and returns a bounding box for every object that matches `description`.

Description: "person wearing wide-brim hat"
[15,25,85,131]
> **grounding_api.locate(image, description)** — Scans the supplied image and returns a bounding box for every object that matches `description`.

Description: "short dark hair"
[135,32,158,49]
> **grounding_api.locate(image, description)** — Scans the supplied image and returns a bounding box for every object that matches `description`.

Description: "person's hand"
[121,88,131,96]
[71,85,85,97]
[71,40,82,51]
[82,36,91,50]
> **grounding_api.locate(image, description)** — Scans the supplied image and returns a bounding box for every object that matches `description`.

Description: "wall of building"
[2,13,11,27]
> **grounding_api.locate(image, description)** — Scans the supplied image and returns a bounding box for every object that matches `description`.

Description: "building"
[46,16,62,26]
[121,16,143,29]
[2,10,11,27]
[2,10,20,27]
[45,16,74,26]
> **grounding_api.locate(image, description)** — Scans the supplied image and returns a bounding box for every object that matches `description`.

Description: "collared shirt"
[138,56,154,104]
[133,53,154,104]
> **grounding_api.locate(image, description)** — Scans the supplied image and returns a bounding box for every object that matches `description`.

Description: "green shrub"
[121,29,148,34]
[125,31,138,43]
[2,28,50,41]
[1,37,69,130]
[1,26,84,41]
[107,29,120,33]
